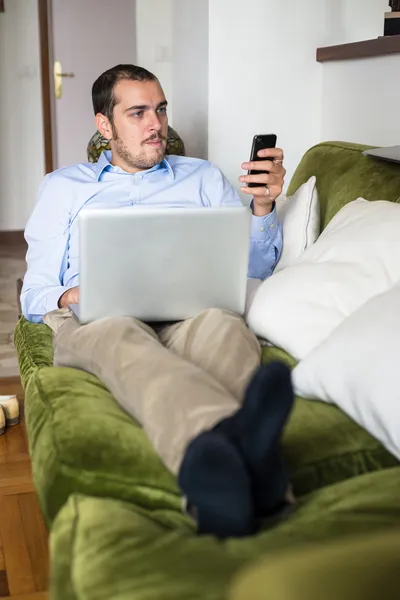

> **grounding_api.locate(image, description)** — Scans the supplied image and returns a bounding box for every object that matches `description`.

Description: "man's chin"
[146,146,166,166]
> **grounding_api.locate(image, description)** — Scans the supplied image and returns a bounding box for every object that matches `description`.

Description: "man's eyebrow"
[125,100,168,113]
[125,104,148,112]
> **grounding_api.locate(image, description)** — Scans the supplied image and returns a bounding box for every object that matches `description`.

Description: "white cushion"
[244,177,319,317]
[292,282,400,461]
[247,199,400,360]
[275,176,320,271]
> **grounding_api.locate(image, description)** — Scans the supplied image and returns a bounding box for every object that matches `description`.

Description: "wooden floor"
[0,377,48,599]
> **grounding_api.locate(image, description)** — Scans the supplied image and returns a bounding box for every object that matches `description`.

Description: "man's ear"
[95,113,113,140]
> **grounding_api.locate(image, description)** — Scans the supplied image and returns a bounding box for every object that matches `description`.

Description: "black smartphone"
[247,134,277,187]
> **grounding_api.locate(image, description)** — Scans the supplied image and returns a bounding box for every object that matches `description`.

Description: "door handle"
[54,60,75,99]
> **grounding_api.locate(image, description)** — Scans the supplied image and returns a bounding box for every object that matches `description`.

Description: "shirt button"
[270,223,275,228]
[260,227,265,232]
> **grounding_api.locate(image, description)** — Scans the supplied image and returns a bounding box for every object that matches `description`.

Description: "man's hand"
[58,286,80,309]
[239,147,286,216]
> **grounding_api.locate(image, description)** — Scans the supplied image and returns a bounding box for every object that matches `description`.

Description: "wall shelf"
[317,35,400,63]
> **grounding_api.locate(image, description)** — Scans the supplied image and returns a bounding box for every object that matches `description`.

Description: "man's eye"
[157,107,167,114]
[131,111,143,118]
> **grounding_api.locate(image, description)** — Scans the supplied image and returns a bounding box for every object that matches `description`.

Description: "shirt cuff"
[250,203,280,242]
[44,286,68,315]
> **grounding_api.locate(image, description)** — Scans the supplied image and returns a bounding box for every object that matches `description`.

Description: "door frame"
[38,0,54,173]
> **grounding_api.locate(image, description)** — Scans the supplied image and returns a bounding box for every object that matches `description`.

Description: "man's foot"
[0,395,20,427]
[214,362,294,519]
[178,431,255,539]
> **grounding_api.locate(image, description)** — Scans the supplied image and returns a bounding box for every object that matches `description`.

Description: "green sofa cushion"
[50,467,400,600]
[287,141,400,229]
[230,527,400,600]
[15,316,53,389]
[15,317,398,526]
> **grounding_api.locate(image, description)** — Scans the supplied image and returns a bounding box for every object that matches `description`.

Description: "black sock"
[178,431,255,539]
[214,361,294,519]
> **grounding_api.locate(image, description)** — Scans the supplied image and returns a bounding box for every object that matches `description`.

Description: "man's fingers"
[240,185,281,199]
[241,147,284,170]
[240,147,285,201]
[239,173,269,185]
[257,147,284,161]
[239,173,282,186]
[241,160,286,177]
[68,286,80,304]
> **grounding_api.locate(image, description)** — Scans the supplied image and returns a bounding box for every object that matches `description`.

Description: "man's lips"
[144,138,164,147]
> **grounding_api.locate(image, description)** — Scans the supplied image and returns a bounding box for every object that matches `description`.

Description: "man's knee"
[83,315,156,340]
[195,308,246,333]
[58,316,156,354]
[198,307,242,323]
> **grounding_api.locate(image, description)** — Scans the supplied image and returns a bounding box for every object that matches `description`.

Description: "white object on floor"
[275,176,320,272]
[292,282,400,461]
[0,395,20,426]
[247,199,400,360]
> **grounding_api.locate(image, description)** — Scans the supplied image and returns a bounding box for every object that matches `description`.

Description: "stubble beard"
[111,123,166,171]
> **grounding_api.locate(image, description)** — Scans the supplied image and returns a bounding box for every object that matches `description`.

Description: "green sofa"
[15,141,400,599]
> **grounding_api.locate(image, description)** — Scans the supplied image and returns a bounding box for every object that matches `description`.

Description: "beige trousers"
[44,308,261,474]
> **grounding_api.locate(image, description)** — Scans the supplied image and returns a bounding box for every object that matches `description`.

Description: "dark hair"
[92,64,158,122]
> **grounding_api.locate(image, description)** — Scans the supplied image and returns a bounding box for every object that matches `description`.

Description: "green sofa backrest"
[287,141,400,230]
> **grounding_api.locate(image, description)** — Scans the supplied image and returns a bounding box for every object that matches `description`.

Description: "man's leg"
[44,309,293,537]
[44,309,241,474]
[157,309,294,519]
[157,308,261,401]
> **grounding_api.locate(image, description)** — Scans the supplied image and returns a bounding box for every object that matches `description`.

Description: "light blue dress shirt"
[22,152,283,322]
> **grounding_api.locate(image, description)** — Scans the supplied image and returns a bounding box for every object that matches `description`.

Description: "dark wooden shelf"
[317,35,400,63]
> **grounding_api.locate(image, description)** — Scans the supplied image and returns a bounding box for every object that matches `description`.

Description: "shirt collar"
[94,150,175,181]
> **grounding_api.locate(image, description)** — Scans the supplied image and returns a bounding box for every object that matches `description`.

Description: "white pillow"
[292,282,400,461]
[247,199,400,360]
[244,176,319,312]
[275,176,320,271]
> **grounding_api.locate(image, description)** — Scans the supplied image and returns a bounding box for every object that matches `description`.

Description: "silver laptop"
[363,145,400,164]
[70,206,251,324]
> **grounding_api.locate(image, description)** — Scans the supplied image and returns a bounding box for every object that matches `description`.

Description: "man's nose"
[148,112,162,132]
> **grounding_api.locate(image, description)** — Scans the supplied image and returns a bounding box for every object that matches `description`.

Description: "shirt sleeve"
[201,163,283,280]
[21,172,72,323]
[248,205,283,279]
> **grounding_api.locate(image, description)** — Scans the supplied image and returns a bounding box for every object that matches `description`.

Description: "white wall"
[321,54,400,146]
[0,0,45,231]
[321,0,400,147]
[135,0,174,124]
[208,0,329,194]
[208,0,393,194]
[171,0,208,159]
[325,0,388,45]
[135,0,209,158]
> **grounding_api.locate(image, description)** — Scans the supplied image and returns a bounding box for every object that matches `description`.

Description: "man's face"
[99,79,168,172]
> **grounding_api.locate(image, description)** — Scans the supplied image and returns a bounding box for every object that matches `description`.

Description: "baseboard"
[0,230,25,245]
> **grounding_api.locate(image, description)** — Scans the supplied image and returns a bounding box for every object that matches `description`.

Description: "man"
[22,64,293,539]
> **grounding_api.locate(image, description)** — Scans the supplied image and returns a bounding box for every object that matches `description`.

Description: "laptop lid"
[77,206,252,324]
[363,145,400,164]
